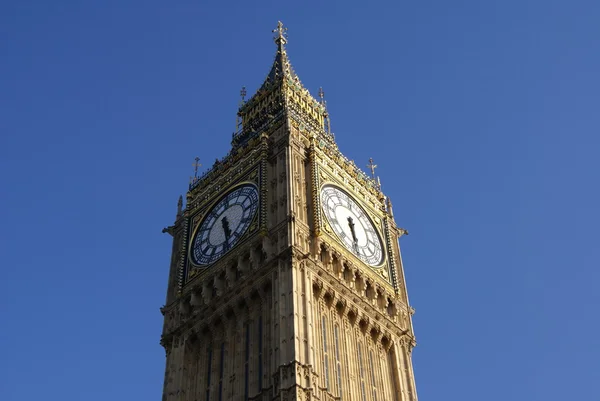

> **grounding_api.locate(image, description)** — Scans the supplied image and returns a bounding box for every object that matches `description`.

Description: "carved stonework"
[160,22,418,401]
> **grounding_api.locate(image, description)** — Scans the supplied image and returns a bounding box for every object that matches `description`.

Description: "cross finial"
[318,87,325,104]
[192,157,201,178]
[367,158,378,178]
[273,21,287,45]
[240,86,247,102]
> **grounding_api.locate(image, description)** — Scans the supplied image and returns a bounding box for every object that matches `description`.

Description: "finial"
[386,196,394,218]
[273,21,288,46]
[192,157,202,178]
[367,158,378,179]
[236,86,247,132]
[319,87,332,135]
[177,195,183,218]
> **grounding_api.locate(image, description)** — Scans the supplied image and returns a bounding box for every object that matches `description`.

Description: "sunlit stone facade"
[160,22,418,401]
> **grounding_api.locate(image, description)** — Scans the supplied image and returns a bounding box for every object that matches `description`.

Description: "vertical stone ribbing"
[309,135,322,238]
[387,349,400,401]
[393,343,409,401]
[260,134,268,235]
[383,217,399,294]
[270,269,279,394]
[177,219,189,296]
[404,342,418,401]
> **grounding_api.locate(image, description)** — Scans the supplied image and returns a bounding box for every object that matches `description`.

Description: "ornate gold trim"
[186,181,260,273]
[318,182,387,269]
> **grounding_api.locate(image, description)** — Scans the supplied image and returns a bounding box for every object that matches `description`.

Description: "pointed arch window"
[357,343,367,401]
[205,346,213,401]
[218,342,225,401]
[388,349,399,401]
[334,324,343,399]
[369,350,378,401]
[321,315,330,390]
[244,323,250,401]
[258,316,263,391]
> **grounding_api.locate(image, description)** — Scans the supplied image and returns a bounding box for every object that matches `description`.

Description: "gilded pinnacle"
[273,21,288,45]
[193,157,202,178]
[367,158,378,178]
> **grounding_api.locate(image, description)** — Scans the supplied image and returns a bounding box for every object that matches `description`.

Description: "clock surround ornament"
[190,183,259,266]
[320,184,384,267]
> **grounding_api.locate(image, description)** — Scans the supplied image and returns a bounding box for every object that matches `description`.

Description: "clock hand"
[221,217,232,248]
[347,217,360,254]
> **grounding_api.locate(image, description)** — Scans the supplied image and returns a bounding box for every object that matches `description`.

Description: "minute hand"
[347,217,360,254]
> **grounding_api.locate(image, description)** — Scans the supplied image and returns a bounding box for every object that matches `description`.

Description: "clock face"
[320,185,384,267]
[191,184,259,266]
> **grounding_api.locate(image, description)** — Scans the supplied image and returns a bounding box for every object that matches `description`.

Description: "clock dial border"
[320,184,386,268]
[188,182,260,268]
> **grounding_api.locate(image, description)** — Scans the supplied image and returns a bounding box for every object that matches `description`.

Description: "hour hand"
[221,216,232,243]
[347,217,360,254]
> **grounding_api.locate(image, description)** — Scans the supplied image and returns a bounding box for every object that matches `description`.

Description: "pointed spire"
[386,196,394,218]
[236,86,246,132]
[177,195,183,218]
[319,87,332,135]
[234,22,328,148]
[258,21,301,92]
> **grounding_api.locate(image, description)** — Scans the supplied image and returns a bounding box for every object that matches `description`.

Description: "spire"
[319,87,332,135]
[234,22,328,148]
[177,195,183,218]
[386,196,394,218]
[235,86,246,132]
[258,21,301,92]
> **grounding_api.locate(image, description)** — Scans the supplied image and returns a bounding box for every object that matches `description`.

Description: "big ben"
[160,22,418,401]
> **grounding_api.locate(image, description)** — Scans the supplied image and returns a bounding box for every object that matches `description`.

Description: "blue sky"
[1,1,599,400]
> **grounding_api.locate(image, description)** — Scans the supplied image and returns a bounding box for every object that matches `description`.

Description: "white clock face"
[191,184,259,266]
[320,185,384,267]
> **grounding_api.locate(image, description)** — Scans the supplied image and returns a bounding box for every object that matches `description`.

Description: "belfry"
[160,22,418,401]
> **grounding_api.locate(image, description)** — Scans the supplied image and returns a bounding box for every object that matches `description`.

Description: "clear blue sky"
[1,1,599,400]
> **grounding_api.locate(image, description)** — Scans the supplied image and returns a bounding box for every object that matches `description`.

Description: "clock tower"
[160,22,418,401]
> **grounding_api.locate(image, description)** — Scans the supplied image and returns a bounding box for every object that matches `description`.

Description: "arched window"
[321,315,330,389]
[334,324,343,399]
[369,350,378,401]
[244,323,250,401]
[357,343,367,401]
[218,342,225,401]
[205,346,212,401]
